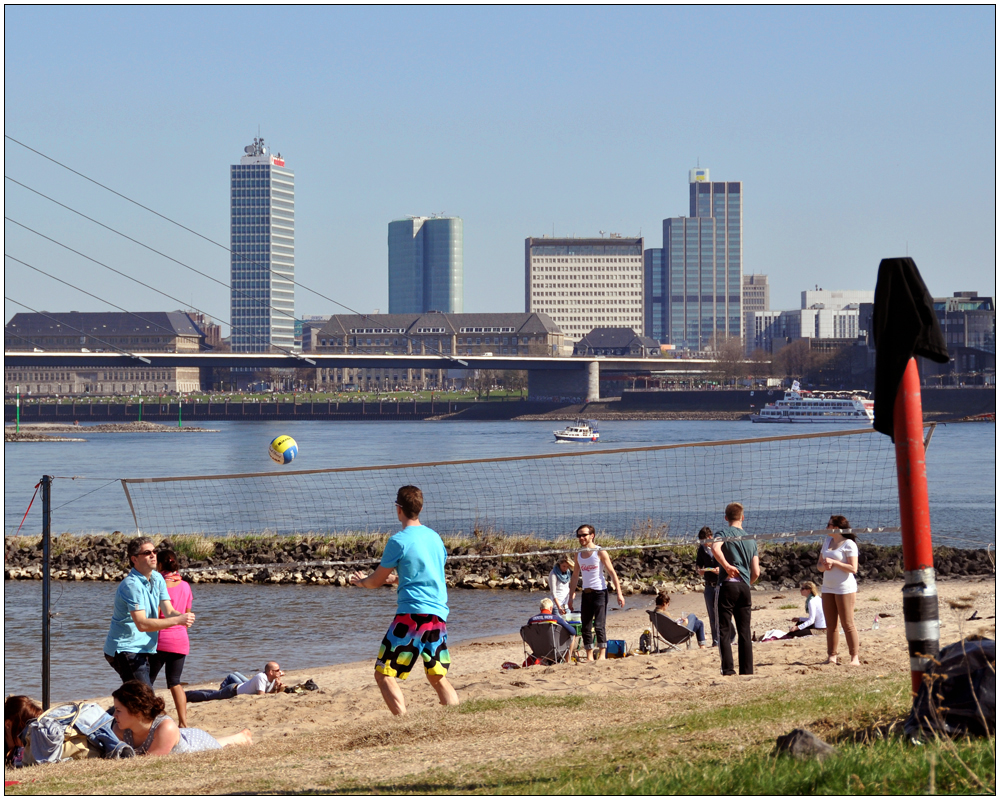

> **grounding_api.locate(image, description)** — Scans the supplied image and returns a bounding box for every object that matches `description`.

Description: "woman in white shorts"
[817,514,860,666]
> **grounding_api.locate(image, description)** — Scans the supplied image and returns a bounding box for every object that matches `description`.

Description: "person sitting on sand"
[528,598,579,638]
[185,662,285,703]
[782,581,827,638]
[653,591,706,648]
[112,680,252,755]
[4,696,42,767]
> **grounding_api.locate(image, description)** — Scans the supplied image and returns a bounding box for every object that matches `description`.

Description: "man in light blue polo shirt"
[104,536,196,687]
[350,485,459,715]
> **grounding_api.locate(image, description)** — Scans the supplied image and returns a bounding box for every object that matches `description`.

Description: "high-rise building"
[661,168,743,350]
[525,236,645,342]
[230,138,295,353]
[643,247,665,342]
[388,216,463,314]
[742,274,769,352]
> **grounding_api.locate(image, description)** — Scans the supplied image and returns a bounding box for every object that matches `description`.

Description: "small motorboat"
[554,419,599,442]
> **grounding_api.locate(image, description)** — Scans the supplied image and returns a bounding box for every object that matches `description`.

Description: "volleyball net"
[120,427,902,543]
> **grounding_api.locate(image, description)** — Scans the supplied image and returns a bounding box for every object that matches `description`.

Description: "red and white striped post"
[892,358,939,695]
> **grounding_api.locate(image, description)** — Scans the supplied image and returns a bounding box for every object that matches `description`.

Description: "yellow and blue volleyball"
[269,435,298,465]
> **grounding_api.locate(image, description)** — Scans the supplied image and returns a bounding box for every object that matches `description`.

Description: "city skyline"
[4,6,995,333]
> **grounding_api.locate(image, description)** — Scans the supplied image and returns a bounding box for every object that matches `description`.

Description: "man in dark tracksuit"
[711,503,761,675]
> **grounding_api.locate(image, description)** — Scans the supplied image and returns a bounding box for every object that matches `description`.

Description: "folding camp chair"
[520,623,574,666]
[646,610,693,653]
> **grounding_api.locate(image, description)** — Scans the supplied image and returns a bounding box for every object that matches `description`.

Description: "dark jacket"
[696,543,720,588]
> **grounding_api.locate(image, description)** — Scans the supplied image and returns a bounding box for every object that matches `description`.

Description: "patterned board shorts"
[375,613,451,680]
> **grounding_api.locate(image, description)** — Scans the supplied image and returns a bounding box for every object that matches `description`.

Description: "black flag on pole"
[871,257,949,440]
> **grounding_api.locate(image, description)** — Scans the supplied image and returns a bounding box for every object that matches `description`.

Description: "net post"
[893,358,939,697]
[41,475,53,710]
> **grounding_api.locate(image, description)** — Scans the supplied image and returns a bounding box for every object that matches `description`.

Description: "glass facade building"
[525,237,645,341]
[658,170,742,350]
[643,248,664,342]
[230,139,295,352]
[388,217,463,314]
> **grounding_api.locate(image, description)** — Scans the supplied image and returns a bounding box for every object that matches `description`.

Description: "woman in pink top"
[148,550,193,727]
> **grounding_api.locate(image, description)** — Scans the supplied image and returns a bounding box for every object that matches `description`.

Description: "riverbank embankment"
[5,421,216,441]
[5,387,993,423]
[5,533,993,593]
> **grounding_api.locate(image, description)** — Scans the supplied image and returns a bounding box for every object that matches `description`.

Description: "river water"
[4,419,995,701]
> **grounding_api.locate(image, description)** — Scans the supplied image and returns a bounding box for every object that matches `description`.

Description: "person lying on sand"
[185,662,284,703]
[112,680,252,755]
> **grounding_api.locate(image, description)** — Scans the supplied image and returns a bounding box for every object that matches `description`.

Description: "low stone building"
[573,327,660,357]
[5,311,214,396]
[307,311,564,390]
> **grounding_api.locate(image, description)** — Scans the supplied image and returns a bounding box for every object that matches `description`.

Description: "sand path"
[9,575,994,792]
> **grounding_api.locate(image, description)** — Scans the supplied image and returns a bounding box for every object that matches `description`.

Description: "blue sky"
[4,6,995,333]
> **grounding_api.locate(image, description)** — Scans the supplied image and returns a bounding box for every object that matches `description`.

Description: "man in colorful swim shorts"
[350,485,460,715]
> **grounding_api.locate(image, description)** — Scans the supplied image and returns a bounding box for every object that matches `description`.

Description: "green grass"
[330,679,995,796]
[4,673,994,795]
[778,603,798,609]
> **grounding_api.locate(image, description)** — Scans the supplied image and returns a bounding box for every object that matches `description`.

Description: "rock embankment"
[4,431,86,442]
[5,422,215,435]
[4,535,993,594]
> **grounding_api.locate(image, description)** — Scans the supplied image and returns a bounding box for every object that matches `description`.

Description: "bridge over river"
[5,351,718,402]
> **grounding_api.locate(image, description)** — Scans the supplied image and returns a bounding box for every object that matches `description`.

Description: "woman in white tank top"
[567,525,625,660]
[817,514,860,666]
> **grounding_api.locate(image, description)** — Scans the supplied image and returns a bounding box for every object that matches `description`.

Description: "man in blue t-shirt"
[104,536,196,687]
[350,485,459,715]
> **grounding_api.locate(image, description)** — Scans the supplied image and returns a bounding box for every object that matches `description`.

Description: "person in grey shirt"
[711,503,760,676]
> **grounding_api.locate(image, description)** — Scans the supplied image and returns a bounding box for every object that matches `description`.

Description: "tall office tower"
[742,274,769,352]
[230,138,295,352]
[388,216,464,313]
[662,168,743,350]
[644,248,665,342]
[525,236,645,342]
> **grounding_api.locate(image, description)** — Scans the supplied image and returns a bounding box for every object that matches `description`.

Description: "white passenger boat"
[749,381,874,424]
[554,419,600,442]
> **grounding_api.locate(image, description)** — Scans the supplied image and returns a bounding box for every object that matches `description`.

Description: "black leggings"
[149,651,186,687]
[581,590,609,650]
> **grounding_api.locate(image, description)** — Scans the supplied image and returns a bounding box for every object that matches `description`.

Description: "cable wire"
[5,135,467,365]
[6,175,298,328]
[4,296,150,362]
[5,217,314,364]
[6,253,202,344]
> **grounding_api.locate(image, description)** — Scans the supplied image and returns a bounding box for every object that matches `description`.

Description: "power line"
[5,175,297,328]
[7,331,49,350]
[5,253,202,344]
[5,135,467,366]
[4,296,151,363]
[4,217,314,365]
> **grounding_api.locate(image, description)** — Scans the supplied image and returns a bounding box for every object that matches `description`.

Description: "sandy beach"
[8,574,991,793]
